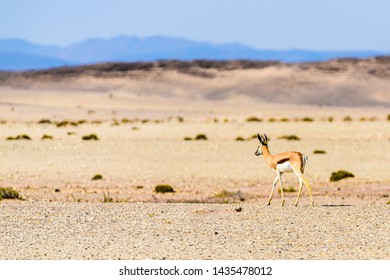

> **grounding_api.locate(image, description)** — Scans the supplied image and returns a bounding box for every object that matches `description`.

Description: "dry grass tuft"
[102,192,114,203]
[279,186,296,193]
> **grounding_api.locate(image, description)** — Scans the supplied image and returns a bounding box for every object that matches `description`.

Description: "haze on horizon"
[1,0,389,51]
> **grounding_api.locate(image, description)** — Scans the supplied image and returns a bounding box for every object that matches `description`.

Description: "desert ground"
[0,60,389,259]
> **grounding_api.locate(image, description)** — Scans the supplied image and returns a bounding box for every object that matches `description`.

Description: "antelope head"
[255,133,268,156]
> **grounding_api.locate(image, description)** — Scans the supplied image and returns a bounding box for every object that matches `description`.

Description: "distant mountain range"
[0,35,386,70]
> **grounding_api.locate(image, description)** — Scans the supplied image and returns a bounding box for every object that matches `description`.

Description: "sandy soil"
[0,72,390,259]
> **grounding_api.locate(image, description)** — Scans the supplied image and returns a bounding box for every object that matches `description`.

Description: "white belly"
[276,161,294,173]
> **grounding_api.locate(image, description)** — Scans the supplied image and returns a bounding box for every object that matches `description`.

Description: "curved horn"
[257,133,265,145]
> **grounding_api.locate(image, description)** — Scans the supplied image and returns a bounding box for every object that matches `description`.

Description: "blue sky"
[1,0,389,50]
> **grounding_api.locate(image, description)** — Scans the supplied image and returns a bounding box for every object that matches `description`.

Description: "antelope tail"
[301,155,308,173]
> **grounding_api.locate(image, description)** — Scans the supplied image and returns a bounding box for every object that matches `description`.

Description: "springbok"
[255,133,314,207]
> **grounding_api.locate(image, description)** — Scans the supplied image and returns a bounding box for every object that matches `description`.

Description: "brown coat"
[261,146,304,173]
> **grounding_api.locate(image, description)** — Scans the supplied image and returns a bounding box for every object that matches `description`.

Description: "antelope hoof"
[281,200,285,207]
[267,201,271,206]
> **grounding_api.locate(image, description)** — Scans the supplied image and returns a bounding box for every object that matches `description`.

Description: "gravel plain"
[1,202,389,260]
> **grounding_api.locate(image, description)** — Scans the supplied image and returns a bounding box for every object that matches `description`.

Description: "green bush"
[0,187,23,200]
[330,170,355,182]
[184,137,193,141]
[154,184,175,193]
[302,117,314,122]
[313,150,326,154]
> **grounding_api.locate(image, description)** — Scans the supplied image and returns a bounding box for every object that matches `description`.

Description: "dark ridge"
[1,56,390,82]
[0,59,281,79]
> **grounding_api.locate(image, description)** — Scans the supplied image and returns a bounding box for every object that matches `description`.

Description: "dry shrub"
[330,170,355,182]
[92,174,103,181]
[247,134,258,140]
[246,116,263,122]
[195,134,208,140]
[343,116,353,122]
[38,119,51,124]
[154,184,175,193]
[278,135,301,141]
[41,134,53,140]
[0,187,23,200]
[6,134,31,140]
[82,134,99,140]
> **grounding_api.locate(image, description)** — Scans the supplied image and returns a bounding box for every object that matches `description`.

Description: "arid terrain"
[0,59,389,259]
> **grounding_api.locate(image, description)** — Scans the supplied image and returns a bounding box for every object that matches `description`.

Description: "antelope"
[255,133,314,207]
